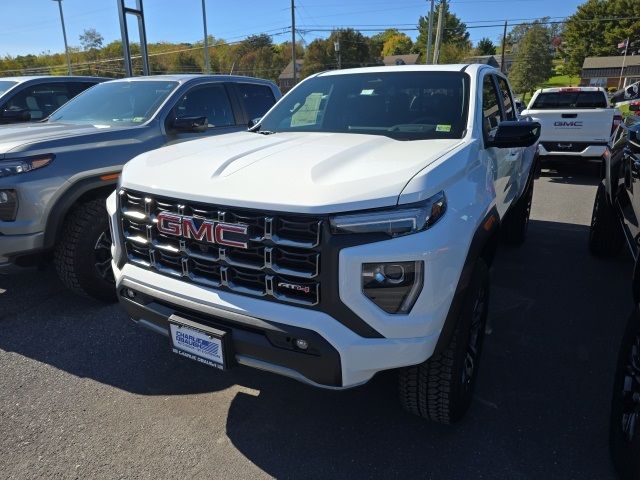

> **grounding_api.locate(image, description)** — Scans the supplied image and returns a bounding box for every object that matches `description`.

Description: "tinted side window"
[4,82,75,119]
[482,75,503,139]
[173,84,235,127]
[496,76,516,120]
[68,82,98,97]
[236,83,276,121]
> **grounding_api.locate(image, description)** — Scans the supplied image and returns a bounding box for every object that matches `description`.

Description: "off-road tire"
[398,259,490,424]
[609,309,640,480]
[589,181,624,257]
[54,199,117,302]
[502,177,534,246]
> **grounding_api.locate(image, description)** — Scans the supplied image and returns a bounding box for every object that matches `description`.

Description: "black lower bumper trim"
[118,289,343,387]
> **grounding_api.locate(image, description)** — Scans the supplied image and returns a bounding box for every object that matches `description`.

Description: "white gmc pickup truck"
[107,64,540,423]
[522,87,620,161]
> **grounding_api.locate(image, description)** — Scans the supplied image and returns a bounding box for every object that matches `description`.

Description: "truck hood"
[0,122,128,154]
[122,131,462,213]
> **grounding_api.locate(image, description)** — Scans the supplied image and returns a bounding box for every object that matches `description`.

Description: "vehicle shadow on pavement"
[223,218,629,480]
[0,270,259,396]
[540,164,601,186]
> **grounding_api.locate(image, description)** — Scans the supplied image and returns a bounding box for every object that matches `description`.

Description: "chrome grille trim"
[119,189,322,306]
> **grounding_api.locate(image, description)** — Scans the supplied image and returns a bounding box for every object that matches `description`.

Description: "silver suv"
[0,74,280,301]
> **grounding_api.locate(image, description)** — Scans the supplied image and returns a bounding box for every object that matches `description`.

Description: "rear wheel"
[589,181,624,257]
[54,199,117,302]
[398,259,489,424]
[610,310,640,480]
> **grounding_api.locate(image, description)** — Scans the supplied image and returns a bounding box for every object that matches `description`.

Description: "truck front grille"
[118,189,322,306]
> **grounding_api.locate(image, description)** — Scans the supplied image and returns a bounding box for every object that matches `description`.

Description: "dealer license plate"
[169,320,226,370]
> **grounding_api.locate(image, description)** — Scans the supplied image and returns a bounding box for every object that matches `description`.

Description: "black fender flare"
[433,207,500,355]
[43,175,119,250]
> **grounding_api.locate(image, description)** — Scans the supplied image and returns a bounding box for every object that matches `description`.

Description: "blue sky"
[0,0,584,57]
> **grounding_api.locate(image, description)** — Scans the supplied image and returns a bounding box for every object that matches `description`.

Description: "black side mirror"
[2,108,31,122]
[486,120,541,148]
[247,117,262,129]
[170,116,208,133]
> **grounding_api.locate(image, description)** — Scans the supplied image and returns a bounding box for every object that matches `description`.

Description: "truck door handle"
[561,114,578,118]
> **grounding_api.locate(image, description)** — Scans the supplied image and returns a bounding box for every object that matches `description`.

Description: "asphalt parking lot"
[0,165,633,479]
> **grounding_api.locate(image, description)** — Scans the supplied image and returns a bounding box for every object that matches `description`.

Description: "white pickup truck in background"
[521,87,621,162]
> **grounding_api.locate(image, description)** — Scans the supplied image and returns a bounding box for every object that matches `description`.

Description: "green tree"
[562,0,640,77]
[414,1,471,62]
[302,29,373,77]
[79,28,103,51]
[475,37,496,55]
[382,33,413,56]
[509,24,554,100]
[370,29,402,59]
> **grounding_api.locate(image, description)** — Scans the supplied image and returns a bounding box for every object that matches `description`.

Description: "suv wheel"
[610,310,640,480]
[502,177,534,246]
[54,199,117,302]
[398,259,489,424]
[589,181,624,257]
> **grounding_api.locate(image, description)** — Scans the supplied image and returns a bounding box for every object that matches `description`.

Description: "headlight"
[0,154,54,178]
[330,192,446,237]
[362,261,424,314]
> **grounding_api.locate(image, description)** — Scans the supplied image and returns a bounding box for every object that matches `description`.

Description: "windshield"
[259,71,469,140]
[48,80,178,126]
[0,80,18,97]
[531,91,608,109]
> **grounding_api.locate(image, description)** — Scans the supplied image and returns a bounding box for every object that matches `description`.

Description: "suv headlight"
[0,154,54,178]
[329,192,446,237]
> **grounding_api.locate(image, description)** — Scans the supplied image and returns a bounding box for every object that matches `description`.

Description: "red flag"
[618,39,628,49]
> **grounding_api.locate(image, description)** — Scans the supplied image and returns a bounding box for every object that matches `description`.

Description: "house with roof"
[580,55,640,89]
[278,59,304,93]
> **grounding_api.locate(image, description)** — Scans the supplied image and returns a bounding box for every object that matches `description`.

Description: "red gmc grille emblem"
[156,212,249,249]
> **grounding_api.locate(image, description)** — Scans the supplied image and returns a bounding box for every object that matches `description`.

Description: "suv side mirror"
[486,120,541,148]
[247,117,262,129]
[169,116,208,133]
[2,108,31,122]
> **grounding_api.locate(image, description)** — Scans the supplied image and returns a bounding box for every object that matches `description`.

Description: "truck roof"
[316,63,493,76]
[104,74,277,86]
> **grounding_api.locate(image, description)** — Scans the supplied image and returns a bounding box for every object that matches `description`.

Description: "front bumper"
[115,264,440,388]
[0,231,45,272]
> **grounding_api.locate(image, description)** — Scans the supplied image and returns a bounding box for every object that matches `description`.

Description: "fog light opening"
[295,338,309,350]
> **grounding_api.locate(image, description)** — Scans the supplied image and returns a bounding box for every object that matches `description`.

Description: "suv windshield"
[0,81,17,96]
[531,91,608,109]
[259,71,469,140]
[48,80,178,126]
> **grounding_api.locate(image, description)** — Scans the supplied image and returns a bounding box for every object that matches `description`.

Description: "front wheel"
[54,199,117,302]
[589,181,624,257]
[398,259,490,424]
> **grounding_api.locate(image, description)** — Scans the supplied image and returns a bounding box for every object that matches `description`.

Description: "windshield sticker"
[291,92,323,127]
[436,124,452,132]
[360,89,375,96]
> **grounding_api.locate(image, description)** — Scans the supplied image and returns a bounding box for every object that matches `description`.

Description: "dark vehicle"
[0,76,106,124]
[0,75,280,301]
[588,102,640,479]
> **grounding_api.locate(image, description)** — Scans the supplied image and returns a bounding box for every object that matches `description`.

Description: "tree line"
[0,0,638,98]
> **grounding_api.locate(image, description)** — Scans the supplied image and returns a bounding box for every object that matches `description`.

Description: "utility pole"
[432,0,445,64]
[426,0,435,64]
[52,0,72,75]
[500,21,508,73]
[334,34,341,69]
[291,0,297,85]
[201,0,211,73]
